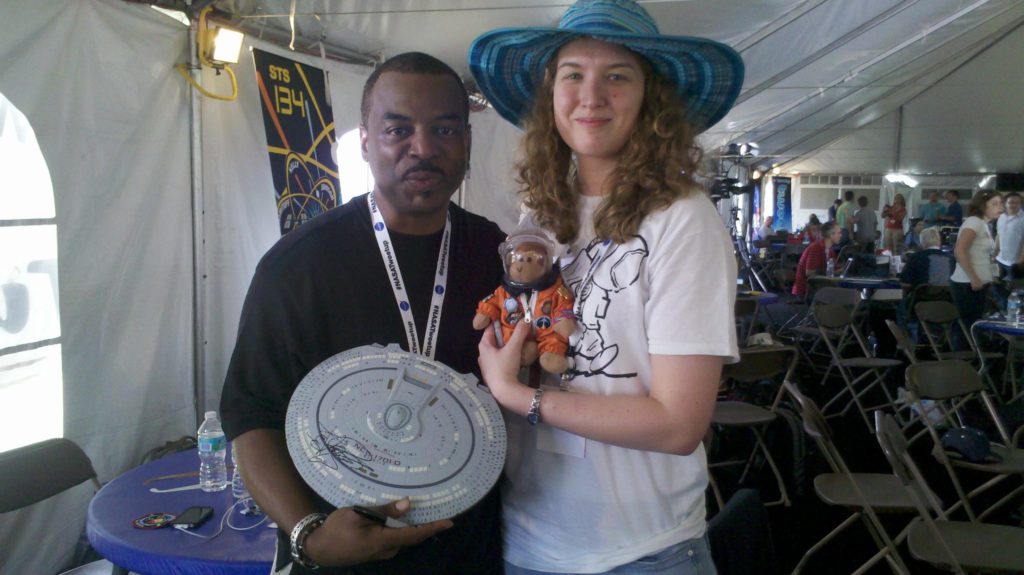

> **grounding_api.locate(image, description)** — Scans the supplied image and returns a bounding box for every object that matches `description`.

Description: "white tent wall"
[462,107,522,233]
[0,0,194,571]
[199,37,372,416]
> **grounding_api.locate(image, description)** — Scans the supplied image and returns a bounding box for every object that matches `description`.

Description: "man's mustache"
[403,163,445,178]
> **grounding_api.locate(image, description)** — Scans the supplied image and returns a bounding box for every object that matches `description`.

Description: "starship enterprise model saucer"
[285,344,506,524]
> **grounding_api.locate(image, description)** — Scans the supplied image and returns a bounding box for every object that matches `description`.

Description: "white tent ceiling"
[190,0,1024,177]
[0,1,1022,571]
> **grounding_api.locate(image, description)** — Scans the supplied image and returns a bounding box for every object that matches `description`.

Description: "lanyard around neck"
[367,192,451,360]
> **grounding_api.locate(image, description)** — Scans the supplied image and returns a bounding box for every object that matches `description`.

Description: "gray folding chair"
[815,302,903,432]
[884,319,942,445]
[914,300,1002,396]
[885,319,919,366]
[905,360,1024,522]
[784,383,915,575]
[875,412,1024,574]
[0,438,124,574]
[734,296,759,344]
[710,345,799,507]
[781,287,861,377]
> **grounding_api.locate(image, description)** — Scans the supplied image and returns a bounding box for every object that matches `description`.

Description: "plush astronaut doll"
[473,228,575,374]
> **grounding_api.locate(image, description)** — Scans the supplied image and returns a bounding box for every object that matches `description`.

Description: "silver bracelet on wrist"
[290,512,328,570]
[527,387,544,425]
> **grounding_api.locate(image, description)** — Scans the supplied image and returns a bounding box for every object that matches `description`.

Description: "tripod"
[729,205,771,292]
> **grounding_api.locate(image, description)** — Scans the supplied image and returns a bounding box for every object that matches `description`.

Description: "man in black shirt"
[220,52,505,574]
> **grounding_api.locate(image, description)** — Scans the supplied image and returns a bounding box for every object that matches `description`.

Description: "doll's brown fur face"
[506,242,549,284]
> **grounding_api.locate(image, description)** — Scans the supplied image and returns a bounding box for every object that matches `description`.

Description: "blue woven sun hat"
[468,0,744,132]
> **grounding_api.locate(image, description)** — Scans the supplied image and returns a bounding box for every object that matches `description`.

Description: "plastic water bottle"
[231,451,248,500]
[231,450,261,514]
[1008,290,1022,326]
[197,411,228,492]
[826,258,835,278]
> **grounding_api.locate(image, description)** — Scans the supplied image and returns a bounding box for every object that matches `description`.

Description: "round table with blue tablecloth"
[87,447,275,575]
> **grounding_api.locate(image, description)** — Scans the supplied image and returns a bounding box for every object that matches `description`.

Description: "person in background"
[996,192,1024,281]
[900,227,954,289]
[799,220,822,244]
[920,190,945,228]
[992,191,1023,308]
[828,198,842,222]
[853,195,878,253]
[882,192,907,254]
[792,221,841,299]
[754,214,774,241]
[950,189,1003,348]
[904,218,925,251]
[835,190,857,245]
[941,189,964,227]
[219,52,505,574]
[470,0,741,572]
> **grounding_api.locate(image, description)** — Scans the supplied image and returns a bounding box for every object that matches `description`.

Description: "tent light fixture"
[979,175,994,188]
[210,27,245,65]
[174,6,242,101]
[885,172,918,187]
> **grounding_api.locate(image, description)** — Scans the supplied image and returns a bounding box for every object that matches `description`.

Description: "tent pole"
[187,6,208,428]
[893,106,903,174]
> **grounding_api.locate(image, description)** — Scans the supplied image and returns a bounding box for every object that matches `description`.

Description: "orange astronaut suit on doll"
[473,230,575,375]
[475,279,574,357]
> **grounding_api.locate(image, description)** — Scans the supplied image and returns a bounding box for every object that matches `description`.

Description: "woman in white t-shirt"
[469,1,742,573]
[950,189,1003,340]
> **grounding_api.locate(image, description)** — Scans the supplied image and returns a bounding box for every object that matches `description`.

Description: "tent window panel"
[800,175,841,186]
[0,345,62,452]
[0,94,62,454]
[800,187,839,209]
[841,175,883,186]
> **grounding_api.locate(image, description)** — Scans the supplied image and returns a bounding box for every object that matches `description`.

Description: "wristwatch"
[290,512,328,569]
[527,387,544,425]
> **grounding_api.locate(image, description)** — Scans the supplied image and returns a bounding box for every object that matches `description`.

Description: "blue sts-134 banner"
[252,49,338,235]
[773,176,793,232]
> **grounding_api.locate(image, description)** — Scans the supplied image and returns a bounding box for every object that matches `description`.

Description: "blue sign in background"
[774,176,792,231]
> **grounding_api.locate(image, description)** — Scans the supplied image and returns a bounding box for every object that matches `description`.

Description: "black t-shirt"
[220,194,505,574]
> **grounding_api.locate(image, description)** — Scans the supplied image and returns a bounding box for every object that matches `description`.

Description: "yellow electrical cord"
[175,63,238,101]
[176,6,239,101]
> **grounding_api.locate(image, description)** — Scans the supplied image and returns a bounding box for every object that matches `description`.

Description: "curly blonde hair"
[516,53,705,245]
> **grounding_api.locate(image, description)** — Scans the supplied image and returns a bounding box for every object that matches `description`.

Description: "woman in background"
[950,189,1003,346]
[470,0,742,572]
[882,193,907,254]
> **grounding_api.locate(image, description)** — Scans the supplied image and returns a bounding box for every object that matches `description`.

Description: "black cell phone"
[172,506,214,529]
